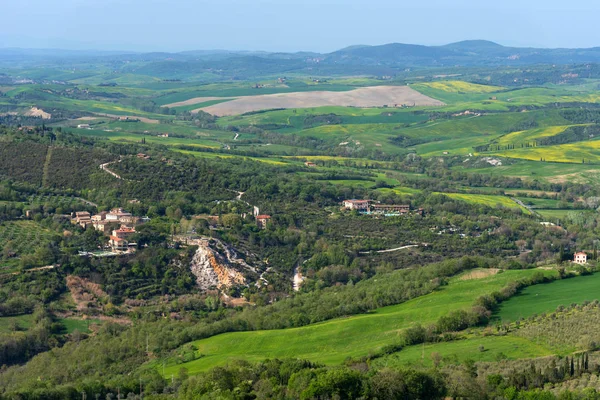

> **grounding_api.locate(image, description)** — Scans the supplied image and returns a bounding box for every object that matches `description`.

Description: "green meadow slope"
[163,268,554,375]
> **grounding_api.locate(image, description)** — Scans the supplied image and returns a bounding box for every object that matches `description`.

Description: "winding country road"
[100,160,123,180]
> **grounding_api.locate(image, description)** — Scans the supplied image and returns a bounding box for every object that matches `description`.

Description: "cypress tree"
[570,356,575,376]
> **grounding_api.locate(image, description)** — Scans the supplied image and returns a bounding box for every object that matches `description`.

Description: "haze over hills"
[3,40,600,67]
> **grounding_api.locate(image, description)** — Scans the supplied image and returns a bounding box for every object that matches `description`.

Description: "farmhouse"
[120,215,142,225]
[93,222,115,234]
[109,237,129,251]
[371,204,410,215]
[72,211,92,228]
[256,215,271,229]
[91,211,107,222]
[574,251,587,265]
[304,162,317,167]
[343,199,371,211]
[105,208,133,222]
[77,124,90,129]
[109,225,136,251]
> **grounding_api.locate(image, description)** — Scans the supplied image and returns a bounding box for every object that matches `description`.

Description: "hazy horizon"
[1,0,599,53]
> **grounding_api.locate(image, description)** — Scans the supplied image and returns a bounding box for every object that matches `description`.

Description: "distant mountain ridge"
[325,40,600,66]
[3,40,600,80]
[3,40,600,65]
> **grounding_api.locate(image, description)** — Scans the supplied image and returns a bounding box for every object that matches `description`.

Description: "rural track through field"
[511,197,540,217]
[99,160,128,180]
[75,197,98,208]
[359,244,419,254]
[41,146,53,187]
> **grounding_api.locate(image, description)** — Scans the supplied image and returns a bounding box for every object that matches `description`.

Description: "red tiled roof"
[256,215,271,219]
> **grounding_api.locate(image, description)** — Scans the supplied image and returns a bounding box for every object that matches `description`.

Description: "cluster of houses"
[342,199,424,216]
[72,208,149,252]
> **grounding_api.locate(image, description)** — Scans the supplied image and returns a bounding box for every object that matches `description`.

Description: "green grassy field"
[536,209,576,220]
[516,197,567,209]
[372,335,553,369]
[457,160,600,184]
[495,125,578,147]
[175,149,290,165]
[0,315,35,333]
[162,268,554,376]
[490,140,600,164]
[59,318,102,334]
[444,193,529,212]
[74,128,225,149]
[495,273,600,322]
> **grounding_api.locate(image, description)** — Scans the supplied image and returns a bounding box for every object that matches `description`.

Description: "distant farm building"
[77,124,90,129]
[304,162,317,167]
[343,200,371,211]
[343,200,422,217]
[109,226,136,251]
[105,208,133,222]
[574,252,587,265]
[371,204,410,215]
[256,215,271,229]
[72,211,92,228]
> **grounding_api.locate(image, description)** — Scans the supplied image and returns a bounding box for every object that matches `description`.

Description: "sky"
[1,0,599,53]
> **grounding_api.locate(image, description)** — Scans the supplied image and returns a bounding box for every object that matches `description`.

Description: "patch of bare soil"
[25,107,52,119]
[74,116,99,121]
[66,275,108,312]
[546,170,600,184]
[459,268,500,280]
[163,96,234,108]
[184,85,444,116]
[65,275,132,325]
